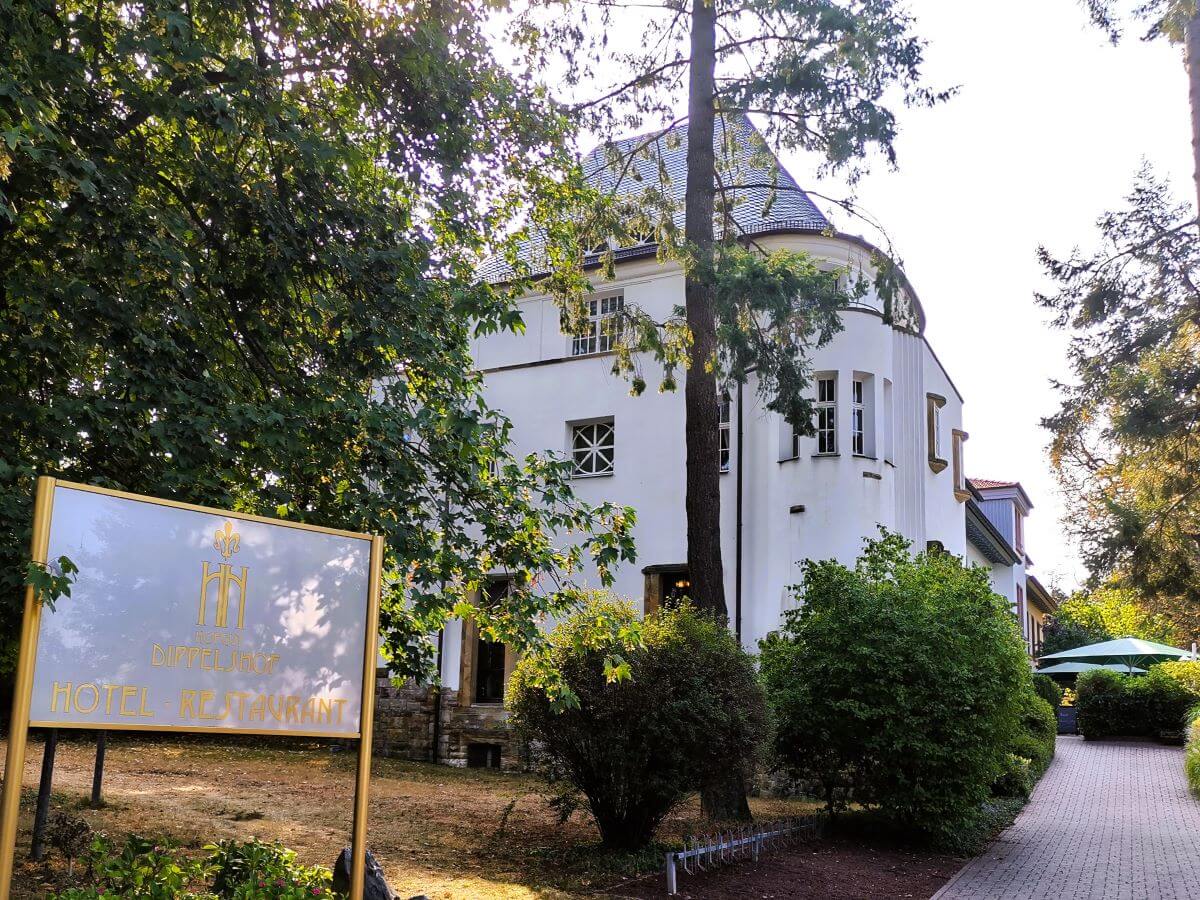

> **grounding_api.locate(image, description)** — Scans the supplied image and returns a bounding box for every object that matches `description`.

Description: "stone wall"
[372,674,523,770]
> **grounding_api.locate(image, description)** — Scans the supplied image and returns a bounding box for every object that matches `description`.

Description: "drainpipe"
[430,628,444,764]
[735,378,745,646]
[430,492,450,764]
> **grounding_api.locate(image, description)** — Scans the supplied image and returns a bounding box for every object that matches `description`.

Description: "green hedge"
[1016,690,1057,776]
[1076,667,1199,741]
[992,689,1056,799]
[1031,674,1063,709]
[1158,660,1200,694]
[1186,705,1200,797]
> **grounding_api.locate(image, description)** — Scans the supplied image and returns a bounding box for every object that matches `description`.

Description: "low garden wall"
[372,674,523,769]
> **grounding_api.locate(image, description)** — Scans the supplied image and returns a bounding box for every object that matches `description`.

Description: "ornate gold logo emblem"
[213,521,241,559]
[199,521,249,629]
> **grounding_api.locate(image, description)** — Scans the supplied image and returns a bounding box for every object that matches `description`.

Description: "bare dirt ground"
[1,734,960,899]
[611,836,961,899]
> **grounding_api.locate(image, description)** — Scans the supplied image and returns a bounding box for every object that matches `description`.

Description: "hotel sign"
[26,483,377,738]
[0,478,383,900]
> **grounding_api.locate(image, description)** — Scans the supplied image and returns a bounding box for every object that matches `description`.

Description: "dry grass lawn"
[2,734,818,898]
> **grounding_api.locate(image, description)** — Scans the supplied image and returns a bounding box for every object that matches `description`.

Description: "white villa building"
[965,477,1057,657]
[373,116,1055,767]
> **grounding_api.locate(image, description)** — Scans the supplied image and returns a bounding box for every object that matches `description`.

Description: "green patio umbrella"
[1035,661,1146,676]
[1038,636,1190,673]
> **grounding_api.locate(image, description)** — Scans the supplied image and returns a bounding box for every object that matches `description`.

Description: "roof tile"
[479,113,828,283]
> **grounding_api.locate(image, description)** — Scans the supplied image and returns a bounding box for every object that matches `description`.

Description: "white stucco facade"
[374,117,1057,768]
[963,474,1056,659]
[466,231,971,663]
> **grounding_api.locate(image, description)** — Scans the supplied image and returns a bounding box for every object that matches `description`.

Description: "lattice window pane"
[815,375,837,454]
[718,392,731,472]
[572,421,615,476]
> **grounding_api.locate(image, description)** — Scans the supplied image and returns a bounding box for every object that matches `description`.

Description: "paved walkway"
[934,736,1200,900]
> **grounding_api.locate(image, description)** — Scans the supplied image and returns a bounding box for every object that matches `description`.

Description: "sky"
[778,0,1195,592]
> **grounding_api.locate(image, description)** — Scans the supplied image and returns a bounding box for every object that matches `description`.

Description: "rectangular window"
[571,420,615,477]
[926,393,947,472]
[473,578,509,704]
[952,429,968,499]
[882,378,894,464]
[664,569,691,608]
[474,638,506,703]
[482,422,499,478]
[571,293,624,356]
[851,378,865,456]
[1016,583,1027,646]
[718,391,731,472]
[1015,510,1025,554]
[814,374,836,455]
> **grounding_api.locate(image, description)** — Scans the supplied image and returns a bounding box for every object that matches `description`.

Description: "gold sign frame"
[0,477,383,900]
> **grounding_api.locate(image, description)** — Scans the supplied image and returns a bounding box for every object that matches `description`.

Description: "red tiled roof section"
[969,477,1018,490]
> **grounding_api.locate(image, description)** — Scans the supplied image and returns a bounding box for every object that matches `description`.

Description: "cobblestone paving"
[933,736,1200,900]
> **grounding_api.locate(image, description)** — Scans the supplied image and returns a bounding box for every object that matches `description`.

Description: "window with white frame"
[926,393,947,473]
[718,391,731,472]
[571,420,615,477]
[814,374,837,455]
[882,378,894,463]
[851,378,866,456]
[481,422,500,478]
[571,293,624,356]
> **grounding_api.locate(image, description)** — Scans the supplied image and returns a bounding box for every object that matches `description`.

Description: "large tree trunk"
[1187,10,1200,217]
[683,0,726,623]
[685,0,751,824]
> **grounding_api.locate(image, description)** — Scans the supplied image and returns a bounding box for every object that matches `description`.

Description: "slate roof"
[478,113,830,283]
[965,499,1020,566]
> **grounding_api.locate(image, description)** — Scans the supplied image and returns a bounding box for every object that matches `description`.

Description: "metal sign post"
[0,476,53,897]
[0,477,382,900]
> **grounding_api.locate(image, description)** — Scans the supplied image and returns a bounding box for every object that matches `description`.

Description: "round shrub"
[760,531,1031,850]
[1032,673,1063,709]
[508,597,768,850]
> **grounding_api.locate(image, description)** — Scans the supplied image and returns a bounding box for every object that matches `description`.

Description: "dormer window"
[630,227,657,247]
[571,293,624,356]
